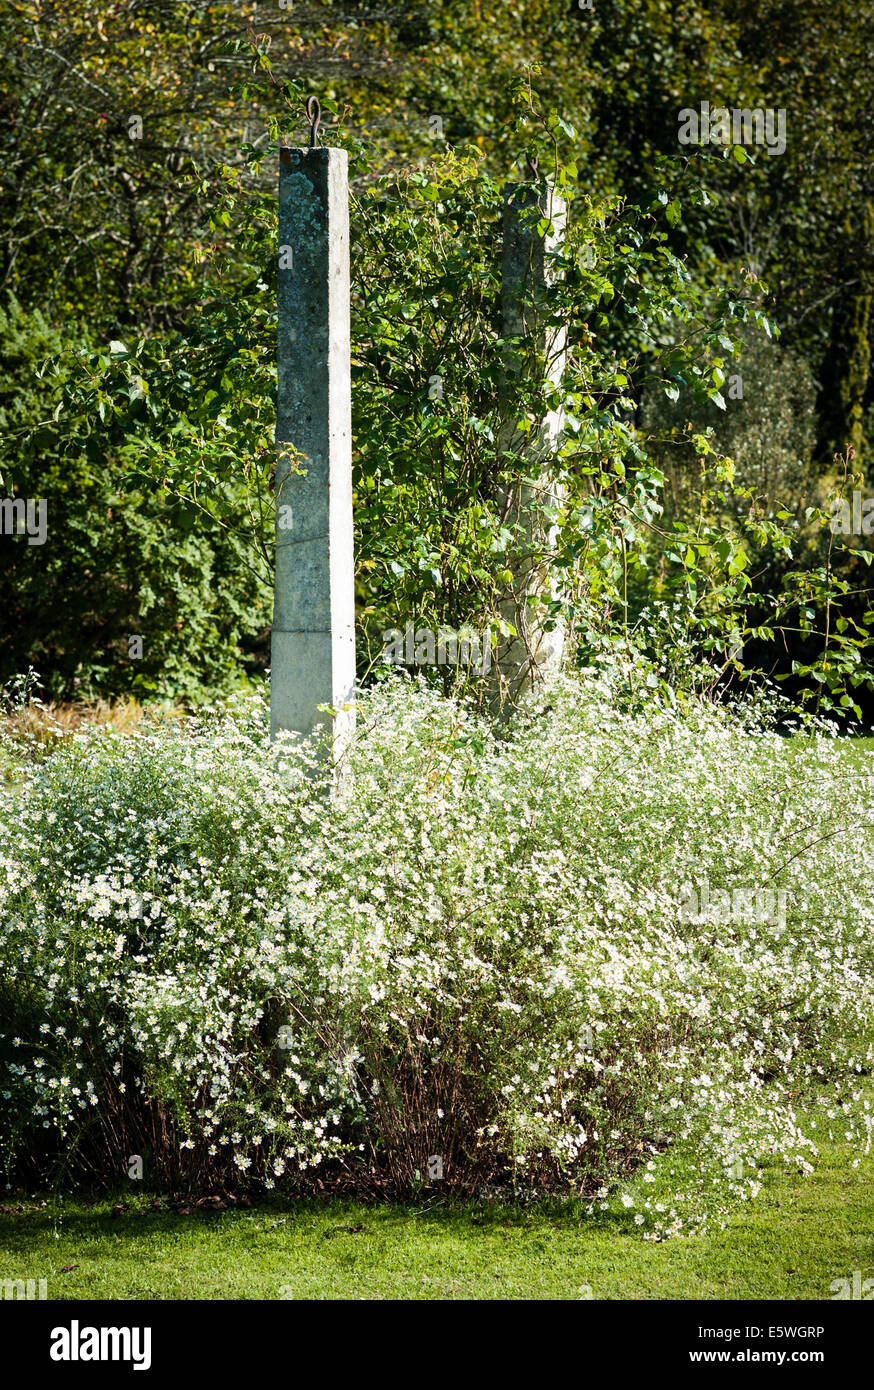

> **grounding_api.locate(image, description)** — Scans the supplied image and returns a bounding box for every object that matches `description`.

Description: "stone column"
[271,146,356,758]
[493,178,568,708]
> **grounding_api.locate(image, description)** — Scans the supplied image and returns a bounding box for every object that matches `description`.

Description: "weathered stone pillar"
[493,178,568,708]
[271,146,356,758]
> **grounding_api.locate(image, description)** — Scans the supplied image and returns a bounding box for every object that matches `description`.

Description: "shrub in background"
[0,295,272,702]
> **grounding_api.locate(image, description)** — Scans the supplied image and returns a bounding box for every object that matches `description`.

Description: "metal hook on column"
[306,96,321,149]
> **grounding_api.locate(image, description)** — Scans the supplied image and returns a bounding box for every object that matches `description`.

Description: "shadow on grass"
[0,1186,642,1251]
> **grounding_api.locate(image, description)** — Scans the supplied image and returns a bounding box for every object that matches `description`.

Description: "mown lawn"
[3,1084,872,1301]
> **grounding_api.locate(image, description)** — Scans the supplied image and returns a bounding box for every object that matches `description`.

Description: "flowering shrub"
[1,672,872,1235]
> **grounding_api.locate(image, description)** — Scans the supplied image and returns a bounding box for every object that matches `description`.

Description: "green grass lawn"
[3,1087,872,1300]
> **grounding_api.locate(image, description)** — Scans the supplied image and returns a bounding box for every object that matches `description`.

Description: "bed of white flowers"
[1,668,872,1239]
